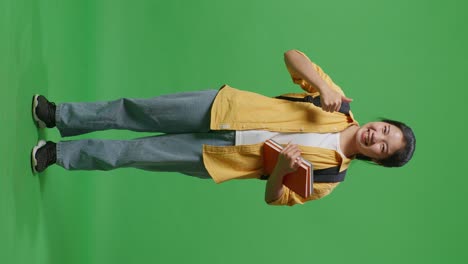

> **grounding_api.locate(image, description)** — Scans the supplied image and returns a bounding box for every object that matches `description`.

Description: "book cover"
[263,139,313,198]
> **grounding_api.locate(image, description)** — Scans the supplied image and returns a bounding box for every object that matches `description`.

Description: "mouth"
[361,128,370,146]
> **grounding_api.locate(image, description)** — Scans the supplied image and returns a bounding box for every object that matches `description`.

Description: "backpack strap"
[276,95,350,115]
[260,166,346,183]
[313,166,347,183]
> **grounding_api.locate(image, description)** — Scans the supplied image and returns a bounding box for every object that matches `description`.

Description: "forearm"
[284,49,331,94]
[264,167,287,203]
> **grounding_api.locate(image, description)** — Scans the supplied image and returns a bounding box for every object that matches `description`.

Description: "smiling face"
[355,122,406,161]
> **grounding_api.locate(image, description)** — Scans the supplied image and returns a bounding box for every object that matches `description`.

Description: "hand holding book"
[263,140,314,198]
[274,142,302,174]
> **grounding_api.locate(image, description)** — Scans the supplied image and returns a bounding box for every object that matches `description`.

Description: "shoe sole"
[32,95,46,128]
[31,140,46,174]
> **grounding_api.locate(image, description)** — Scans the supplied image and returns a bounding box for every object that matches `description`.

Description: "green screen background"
[1,0,467,263]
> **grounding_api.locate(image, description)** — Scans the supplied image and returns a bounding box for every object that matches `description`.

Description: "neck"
[340,125,360,158]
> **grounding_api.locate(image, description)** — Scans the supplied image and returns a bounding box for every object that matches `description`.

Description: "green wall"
[1,0,467,263]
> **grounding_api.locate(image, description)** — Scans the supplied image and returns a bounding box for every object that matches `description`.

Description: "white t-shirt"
[235,130,346,158]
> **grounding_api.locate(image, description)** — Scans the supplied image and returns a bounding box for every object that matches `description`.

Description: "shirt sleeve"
[267,182,340,206]
[286,50,346,96]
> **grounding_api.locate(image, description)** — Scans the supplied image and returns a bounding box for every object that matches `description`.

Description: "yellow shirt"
[202,51,358,206]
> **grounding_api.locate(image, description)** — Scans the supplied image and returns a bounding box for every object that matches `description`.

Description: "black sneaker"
[31,140,57,173]
[32,94,56,128]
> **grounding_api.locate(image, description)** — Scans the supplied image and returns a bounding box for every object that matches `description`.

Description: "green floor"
[1,0,468,263]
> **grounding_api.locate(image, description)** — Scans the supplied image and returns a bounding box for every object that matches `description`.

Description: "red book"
[263,139,313,198]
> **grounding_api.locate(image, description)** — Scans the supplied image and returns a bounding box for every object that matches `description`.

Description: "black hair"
[355,119,416,167]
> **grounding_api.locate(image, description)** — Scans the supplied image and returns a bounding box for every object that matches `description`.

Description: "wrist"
[272,165,289,178]
[316,84,331,95]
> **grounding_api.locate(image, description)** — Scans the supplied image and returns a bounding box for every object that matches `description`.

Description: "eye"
[380,143,388,153]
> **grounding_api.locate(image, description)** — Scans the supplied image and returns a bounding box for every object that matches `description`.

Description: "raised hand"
[320,88,353,113]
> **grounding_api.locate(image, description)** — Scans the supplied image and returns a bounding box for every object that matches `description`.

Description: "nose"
[372,131,384,144]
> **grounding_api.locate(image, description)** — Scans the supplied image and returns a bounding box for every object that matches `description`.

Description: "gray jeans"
[55,90,235,179]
